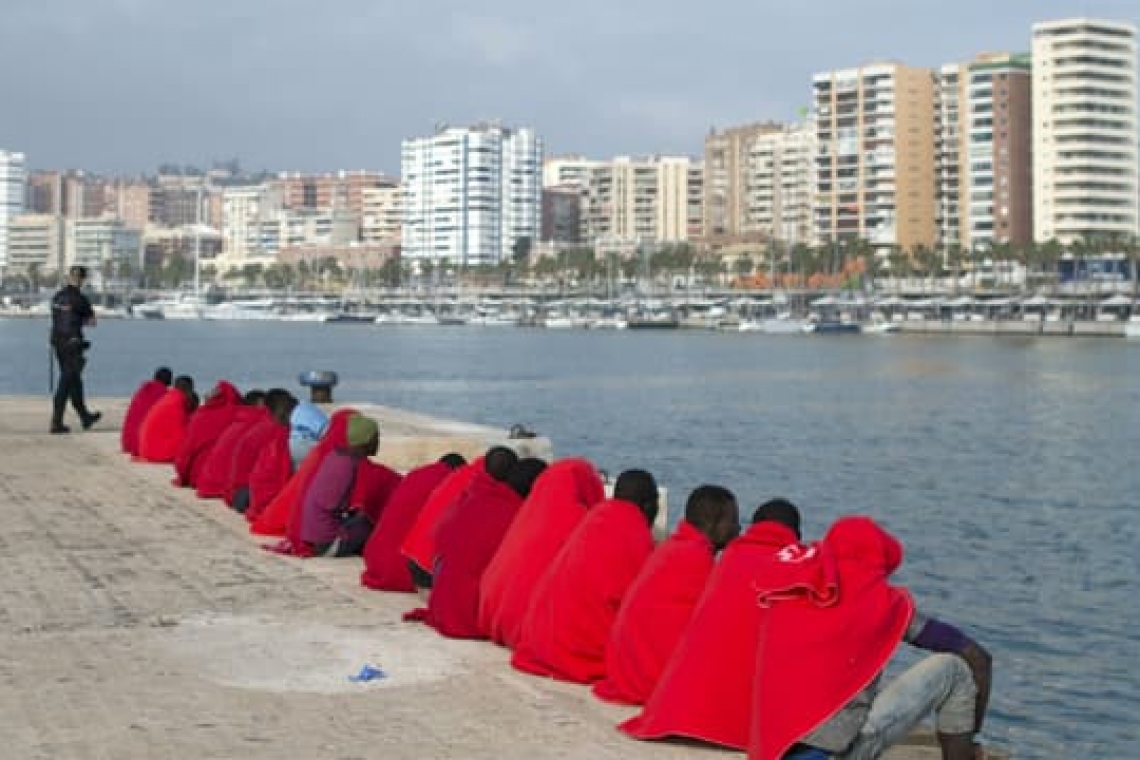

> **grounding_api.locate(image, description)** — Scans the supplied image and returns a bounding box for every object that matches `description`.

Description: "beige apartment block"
[585,156,699,246]
[703,122,783,243]
[813,63,938,253]
[746,123,816,249]
[6,214,65,274]
[542,156,597,189]
[1032,18,1139,244]
[275,171,395,218]
[361,184,402,245]
[937,63,970,251]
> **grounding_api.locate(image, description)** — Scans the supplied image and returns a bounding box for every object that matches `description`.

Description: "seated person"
[297,413,385,557]
[360,453,466,593]
[288,402,328,469]
[194,390,266,499]
[593,484,740,706]
[173,380,242,488]
[136,375,196,463]
[511,469,659,684]
[418,456,547,639]
[121,366,171,455]
[226,389,296,512]
[399,458,485,590]
[244,401,308,522]
[620,499,805,751]
[479,457,605,648]
[750,516,992,760]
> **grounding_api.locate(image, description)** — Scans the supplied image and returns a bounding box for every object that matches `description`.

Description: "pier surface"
[0,396,986,759]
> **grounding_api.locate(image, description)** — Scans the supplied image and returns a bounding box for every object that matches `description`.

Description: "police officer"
[49,266,101,434]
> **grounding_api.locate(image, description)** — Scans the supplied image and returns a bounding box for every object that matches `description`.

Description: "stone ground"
[0,396,975,759]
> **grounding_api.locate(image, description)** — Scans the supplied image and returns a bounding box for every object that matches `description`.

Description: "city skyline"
[1,1,1136,174]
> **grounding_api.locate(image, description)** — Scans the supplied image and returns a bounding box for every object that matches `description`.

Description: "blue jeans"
[839,654,977,760]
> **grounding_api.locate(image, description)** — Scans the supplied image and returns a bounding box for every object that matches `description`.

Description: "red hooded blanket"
[399,462,482,574]
[137,388,191,464]
[244,423,293,521]
[361,461,453,592]
[225,415,285,507]
[479,458,604,648]
[121,379,167,455]
[620,521,801,751]
[422,471,522,638]
[249,409,356,538]
[195,406,266,500]
[749,517,914,760]
[351,459,402,523]
[592,520,715,706]
[173,381,241,488]
[511,497,654,684]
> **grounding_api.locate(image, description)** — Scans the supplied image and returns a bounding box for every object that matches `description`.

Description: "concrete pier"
[0,396,999,759]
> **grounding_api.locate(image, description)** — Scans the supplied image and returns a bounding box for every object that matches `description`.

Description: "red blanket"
[173,381,241,487]
[620,521,801,750]
[225,416,285,507]
[349,459,402,524]
[422,471,522,639]
[361,462,453,592]
[593,520,715,706]
[479,458,604,648]
[511,497,654,684]
[275,409,357,555]
[399,462,482,574]
[244,423,293,521]
[195,407,265,500]
[137,389,191,464]
[121,380,166,455]
[749,517,914,760]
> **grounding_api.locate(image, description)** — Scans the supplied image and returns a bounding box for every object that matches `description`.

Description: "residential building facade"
[746,124,816,248]
[585,156,700,247]
[703,122,783,243]
[361,184,402,245]
[1032,18,1139,243]
[1,150,27,271]
[65,218,143,274]
[6,214,65,274]
[401,124,543,267]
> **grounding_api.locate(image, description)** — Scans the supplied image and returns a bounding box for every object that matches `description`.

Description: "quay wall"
[897,319,1125,337]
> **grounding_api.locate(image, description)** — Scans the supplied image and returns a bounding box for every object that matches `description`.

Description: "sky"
[0,0,1136,175]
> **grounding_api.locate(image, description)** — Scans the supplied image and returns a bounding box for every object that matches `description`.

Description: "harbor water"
[2,317,1138,758]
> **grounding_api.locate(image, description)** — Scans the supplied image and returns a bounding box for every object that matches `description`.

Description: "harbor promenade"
[0,396,989,759]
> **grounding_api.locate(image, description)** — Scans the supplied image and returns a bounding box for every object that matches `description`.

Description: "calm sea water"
[2,317,1138,757]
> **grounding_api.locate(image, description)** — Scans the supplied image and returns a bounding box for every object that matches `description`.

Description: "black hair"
[484,446,520,482]
[243,389,267,406]
[614,469,659,523]
[506,458,548,499]
[174,375,194,392]
[439,452,467,469]
[751,498,802,540]
[685,485,738,530]
[265,388,297,418]
[154,367,173,386]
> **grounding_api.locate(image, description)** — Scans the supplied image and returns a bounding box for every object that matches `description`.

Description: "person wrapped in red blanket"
[593,484,740,706]
[511,469,659,684]
[121,367,171,455]
[398,459,484,589]
[478,457,605,648]
[137,375,196,464]
[750,516,992,760]
[173,380,242,488]
[360,454,467,593]
[194,390,266,500]
[225,389,296,512]
[410,455,546,638]
[620,499,805,750]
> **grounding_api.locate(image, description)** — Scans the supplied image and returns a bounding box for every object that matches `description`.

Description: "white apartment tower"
[401,124,543,267]
[1032,19,1139,243]
[0,150,28,272]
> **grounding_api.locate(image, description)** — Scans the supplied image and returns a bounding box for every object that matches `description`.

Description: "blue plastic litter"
[348,664,386,682]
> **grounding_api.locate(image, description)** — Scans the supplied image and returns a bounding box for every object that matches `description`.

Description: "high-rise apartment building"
[6,214,65,274]
[1,150,28,271]
[64,218,143,273]
[542,157,596,190]
[361,184,402,245]
[813,64,938,252]
[704,122,783,243]
[222,185,285,261]
[401,124,543,267]
[746,124,816,248]
[1032,18,1138,243]
[584,156,700,246]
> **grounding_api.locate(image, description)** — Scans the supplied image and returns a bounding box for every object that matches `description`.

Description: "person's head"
[506,458,548,499]
[265,388,297,425]
[153,367,173,386]
[751,498,802,541]
[346,414,380,457]
[438,452,467,470]
[68,265,88,287]
[614,469,660,526]
[174,375,194,396]
[243,389,267,406]
[484,446,520,482]
[684,485,741,551]
[186,391,201,413]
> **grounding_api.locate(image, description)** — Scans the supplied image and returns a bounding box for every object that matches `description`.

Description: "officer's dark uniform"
[49,273,98,432]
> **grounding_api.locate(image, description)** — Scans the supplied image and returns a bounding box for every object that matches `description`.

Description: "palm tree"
[945,245,963,296]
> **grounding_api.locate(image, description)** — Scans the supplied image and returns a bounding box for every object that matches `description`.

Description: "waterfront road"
[0,396,975,759]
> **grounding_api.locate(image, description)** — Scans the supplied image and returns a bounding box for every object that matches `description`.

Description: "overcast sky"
[1,0,1136,175]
